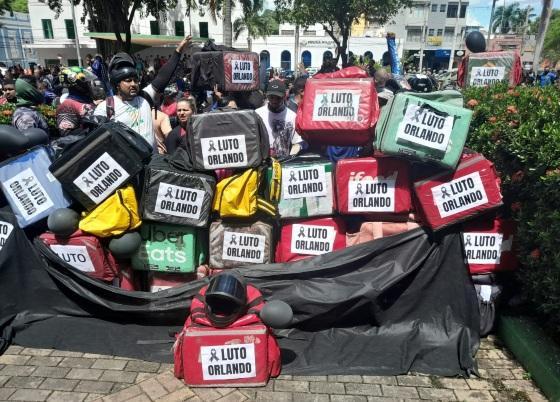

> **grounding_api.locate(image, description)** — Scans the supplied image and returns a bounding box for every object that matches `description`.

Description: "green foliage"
[233,0,275,48]
[11,0,27,13]
[491,2,535,34]
[274,0,411,66]
[464,84,560,337]
[543,10,560,63]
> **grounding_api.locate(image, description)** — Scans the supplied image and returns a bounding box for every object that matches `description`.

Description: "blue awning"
[435,49,451,58]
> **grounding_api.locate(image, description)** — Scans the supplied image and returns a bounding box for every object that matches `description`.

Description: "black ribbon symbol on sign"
[441,187,451,199]
[289,171,297,182]
[355,183,364,195]
[164,187,173,198]
[298,227,305,238]
[209,349,219,362]
[208,140,217,152]
[22,176,34,187]
[321,94,328,107]
[230,234,237,245]
[465,235,472,247]
[82,176,93,188]
[412,107,423,123]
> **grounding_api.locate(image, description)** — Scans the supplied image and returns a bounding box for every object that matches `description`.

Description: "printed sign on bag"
[49,245,95,272]
[312,90,362,122]
[231,60,254,83]
[201,343,256,380]
[348,176,396,212]
[282,166,328,199]
[470,67,506,87]
[73,152,130,204]
[201,135,248,169]
[2,168,54,221]
[154,182,205,220]
[396,104,454,152]
[463,232,503,264]
[290,224,337,256]
[222,231,266,264]
[0,221,14,251]
[432,171,489,218]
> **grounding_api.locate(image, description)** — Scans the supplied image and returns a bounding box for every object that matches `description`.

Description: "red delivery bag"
[39,230,118,282]
[118,263,140,291]
[295,78,379,146]
[149,273,197,293]
[174,284,281,387]
[336,157,411,216]
[312,66,369,80]
[462,218,518,274]
[275,217,346,263]
[413,153,503,230]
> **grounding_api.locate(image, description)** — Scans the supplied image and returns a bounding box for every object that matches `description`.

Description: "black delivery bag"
[141,154,215,227]
[191,51,260,92]
[49,122,153,210]
[187,109,270,171]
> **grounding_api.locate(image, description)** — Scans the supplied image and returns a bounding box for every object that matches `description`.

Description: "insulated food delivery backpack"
[49,121,152,210]
[141,154,215,227]
[296,78,379,146]
[458,51,522,88]
[188,109,270,171]
[174,283,281,387]
[191,51,260,92]
[0,146,71,228]
[375,91,472,170]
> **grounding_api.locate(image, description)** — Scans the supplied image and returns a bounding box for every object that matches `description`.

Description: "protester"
[94,36,192,148]
[91,54,111,95]
[160,84,178,117]
[165,97,196,154]
[0,79,17,105]
[12,77,48,132]
[255,79,305,158]
[152,109,173,154]
[56,67,97,136]
[38,81,57,105]
[287,76,306,113]
[539,68,557,87]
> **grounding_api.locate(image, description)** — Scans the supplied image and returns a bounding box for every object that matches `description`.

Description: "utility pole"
[419,1,429,70]
[520,5,530,58]
[448,0,462,71]
[294,24,300,75]
[70,0,82,67]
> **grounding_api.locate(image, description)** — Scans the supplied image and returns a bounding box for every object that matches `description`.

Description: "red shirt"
[161,102,177,117]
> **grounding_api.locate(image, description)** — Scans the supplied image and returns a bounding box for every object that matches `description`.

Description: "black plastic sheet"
[0,208,479,376]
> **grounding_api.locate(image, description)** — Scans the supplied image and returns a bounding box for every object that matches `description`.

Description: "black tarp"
[0,208,480,376]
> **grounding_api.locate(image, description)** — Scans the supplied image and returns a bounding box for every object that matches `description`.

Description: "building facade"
[0,11,37,68]
[385,0,470,71]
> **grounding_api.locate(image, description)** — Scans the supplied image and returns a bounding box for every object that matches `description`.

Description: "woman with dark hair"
[164,97,196,154]
[12,76,48,132]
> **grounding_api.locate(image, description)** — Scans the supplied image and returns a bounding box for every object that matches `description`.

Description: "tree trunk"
[247,36,252,52]
[533,0,553,74]
[340,29,349,67]
[223,0,232,47]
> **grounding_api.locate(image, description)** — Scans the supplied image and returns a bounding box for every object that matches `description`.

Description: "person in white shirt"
[94,36,192,149]
[255,79,305,158]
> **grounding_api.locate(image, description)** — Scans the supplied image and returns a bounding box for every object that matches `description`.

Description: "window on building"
[150,21,160,35]
[437,29,443,36]
[45,59,61,68]
[175,21,185,37]
[444,28,455,41]
[65,19,76,39]
[303,30,316,36]
[199,22,209,38]
[68,59,80,67]
[460,4,467,18]
[406,28,422,42]
[431,4,438,12]
[301,50,311,67]
[440,4,446,12]
[280,29,295,35]
[428,28,435,36]
[447,5,458,18]
[281,50,291,70]
[42,19,53,39]
[7,31,20,59]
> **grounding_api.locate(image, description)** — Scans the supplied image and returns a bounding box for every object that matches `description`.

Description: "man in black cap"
[255,79,305,158]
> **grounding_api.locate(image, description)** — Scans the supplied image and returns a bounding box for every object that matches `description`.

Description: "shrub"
[464,83,560,339]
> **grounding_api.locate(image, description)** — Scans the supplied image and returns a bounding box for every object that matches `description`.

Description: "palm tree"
[533,0,554,74]
[233,0,273,51]
[223,0,233,47]
[491,2,525,34]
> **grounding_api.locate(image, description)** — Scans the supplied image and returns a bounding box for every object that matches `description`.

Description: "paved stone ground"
[0,335,548,402]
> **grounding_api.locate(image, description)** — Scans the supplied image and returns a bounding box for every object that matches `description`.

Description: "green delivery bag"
[131,223,207,273]
[267,155,335,220]
[375,90,472,170]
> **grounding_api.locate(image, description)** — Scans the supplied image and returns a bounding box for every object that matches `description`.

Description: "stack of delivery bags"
[0,66,519,335]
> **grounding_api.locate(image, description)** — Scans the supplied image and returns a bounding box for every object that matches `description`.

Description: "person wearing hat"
[0,79,17,105]
[12,76,49,132]
[255,79,305,158]
[94,36,192,148]
[56,66,97,136]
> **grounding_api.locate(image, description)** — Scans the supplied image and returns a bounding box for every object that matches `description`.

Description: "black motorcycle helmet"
[408,74,434,93]
[108,52,138,87]
[204,272,248,328]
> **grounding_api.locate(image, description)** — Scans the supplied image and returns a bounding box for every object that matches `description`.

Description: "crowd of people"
[0,37,558,162]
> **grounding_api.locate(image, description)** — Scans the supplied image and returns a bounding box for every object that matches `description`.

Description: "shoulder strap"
[256,161,279,217]
[106,96,115,120]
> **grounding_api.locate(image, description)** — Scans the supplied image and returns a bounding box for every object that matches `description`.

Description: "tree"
[11,0,27,13]
[0,0,14,15]
[223,0,232,46]
[46,0,178,54]
[490,2,526,34]
[274,0,412,67]
[233,0,274,50]
[533,0,554,73]
[542,10,560,62]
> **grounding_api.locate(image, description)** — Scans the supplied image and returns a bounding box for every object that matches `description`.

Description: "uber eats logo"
[132,224,196,272]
